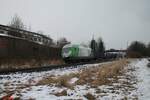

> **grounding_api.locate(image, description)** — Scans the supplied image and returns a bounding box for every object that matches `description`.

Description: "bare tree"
[90,38,97,57]
[57,37,70,47]
[127,41,147,58]
[147,43,150,57]
[9,14,26,30]
[97,37,105,57]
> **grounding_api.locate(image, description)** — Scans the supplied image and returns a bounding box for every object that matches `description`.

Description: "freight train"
[62,44,126,63]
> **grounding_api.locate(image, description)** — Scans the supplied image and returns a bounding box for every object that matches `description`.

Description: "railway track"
[0,59,114,75]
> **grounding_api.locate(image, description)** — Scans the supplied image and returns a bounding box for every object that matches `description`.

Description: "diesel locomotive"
[61,44,94,63]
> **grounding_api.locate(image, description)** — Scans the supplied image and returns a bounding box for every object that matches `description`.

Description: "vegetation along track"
[0,59,114,75]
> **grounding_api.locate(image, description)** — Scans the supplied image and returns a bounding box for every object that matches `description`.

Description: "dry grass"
[38,73,79,89]
[37,59,129,88]
[49,59,64,65]
[0,58,64,70]
[76,59,129,86]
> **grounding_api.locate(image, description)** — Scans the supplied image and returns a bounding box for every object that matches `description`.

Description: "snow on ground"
[134,58,150,100]
[0,59,150,100]
[0,62,107,98]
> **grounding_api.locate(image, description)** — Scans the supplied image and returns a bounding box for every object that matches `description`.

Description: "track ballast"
[0,59,114,75]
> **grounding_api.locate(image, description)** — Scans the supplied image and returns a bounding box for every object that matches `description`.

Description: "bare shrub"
[56,75,71,87]
[37,77,57,85]
[127,51,142,58]
[0,58,64,71]
[38,73,79,89]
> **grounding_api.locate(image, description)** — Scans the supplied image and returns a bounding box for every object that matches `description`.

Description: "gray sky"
[0,0,150,49]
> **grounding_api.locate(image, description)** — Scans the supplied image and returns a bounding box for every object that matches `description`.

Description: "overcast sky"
[0,0,150,49]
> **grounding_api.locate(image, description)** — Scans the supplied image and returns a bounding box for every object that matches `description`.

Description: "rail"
[0,59,114,75]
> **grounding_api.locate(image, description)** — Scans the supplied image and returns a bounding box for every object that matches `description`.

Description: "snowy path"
[135,59,150,100]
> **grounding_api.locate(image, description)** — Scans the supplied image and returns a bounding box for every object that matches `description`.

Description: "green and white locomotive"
[62,44,93,63]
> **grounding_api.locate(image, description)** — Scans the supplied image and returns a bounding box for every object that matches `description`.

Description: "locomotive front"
[62,44,79,61]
